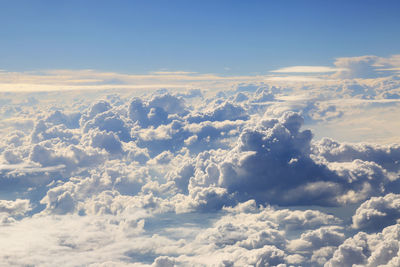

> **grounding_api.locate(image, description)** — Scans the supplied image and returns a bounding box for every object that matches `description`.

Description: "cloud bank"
[0,55,400,266]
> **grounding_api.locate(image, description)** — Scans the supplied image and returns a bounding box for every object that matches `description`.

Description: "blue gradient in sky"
[1,0,399,74]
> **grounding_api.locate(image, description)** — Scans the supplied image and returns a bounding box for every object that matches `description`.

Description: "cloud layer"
[0,60,400,266]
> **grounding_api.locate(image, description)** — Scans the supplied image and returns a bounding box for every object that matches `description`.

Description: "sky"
[1,1,400,266]
[1,0,400,74]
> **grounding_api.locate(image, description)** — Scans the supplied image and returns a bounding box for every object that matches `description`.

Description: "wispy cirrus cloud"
[1,54,400,93]
[0,69,267,92]
[0,68,342,93]
[270,66,345,73]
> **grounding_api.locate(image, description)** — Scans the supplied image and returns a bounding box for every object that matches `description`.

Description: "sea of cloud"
[0,56,400,266]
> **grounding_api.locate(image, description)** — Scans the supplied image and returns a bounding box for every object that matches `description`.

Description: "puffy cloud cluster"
[326,223,400,267]
[164,112,399,210]
[0,198,31,224]
[352,194,400,232]
[0,74,399,265]
[171,113,337,208]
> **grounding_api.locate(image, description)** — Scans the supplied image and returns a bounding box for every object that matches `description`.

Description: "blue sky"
[1,0,400,74]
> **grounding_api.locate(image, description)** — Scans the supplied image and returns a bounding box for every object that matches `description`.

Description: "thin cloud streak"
[270,66,346,73]
[0,69,269,92]
[2,54,399,92]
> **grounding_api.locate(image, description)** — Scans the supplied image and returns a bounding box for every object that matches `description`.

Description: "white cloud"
[0,61,399,265]
[269,54,400,81]
[326,224,400,267]
[0,69,266,93]
[332,54,400,79]
[270,66,345,73]
[352,194,400,231]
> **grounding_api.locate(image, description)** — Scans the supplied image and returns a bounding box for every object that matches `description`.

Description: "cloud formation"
[0,63,399,265]
[271,66,345,73]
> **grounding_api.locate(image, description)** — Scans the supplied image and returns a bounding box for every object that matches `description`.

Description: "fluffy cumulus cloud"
[326,224,400,267]
[352,194,400,232]
[0,66,400,265]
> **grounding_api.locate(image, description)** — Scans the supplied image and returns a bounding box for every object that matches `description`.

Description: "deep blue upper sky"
[1,0,399,75]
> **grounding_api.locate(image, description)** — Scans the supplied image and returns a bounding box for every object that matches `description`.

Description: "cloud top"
[0,64,399,265]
